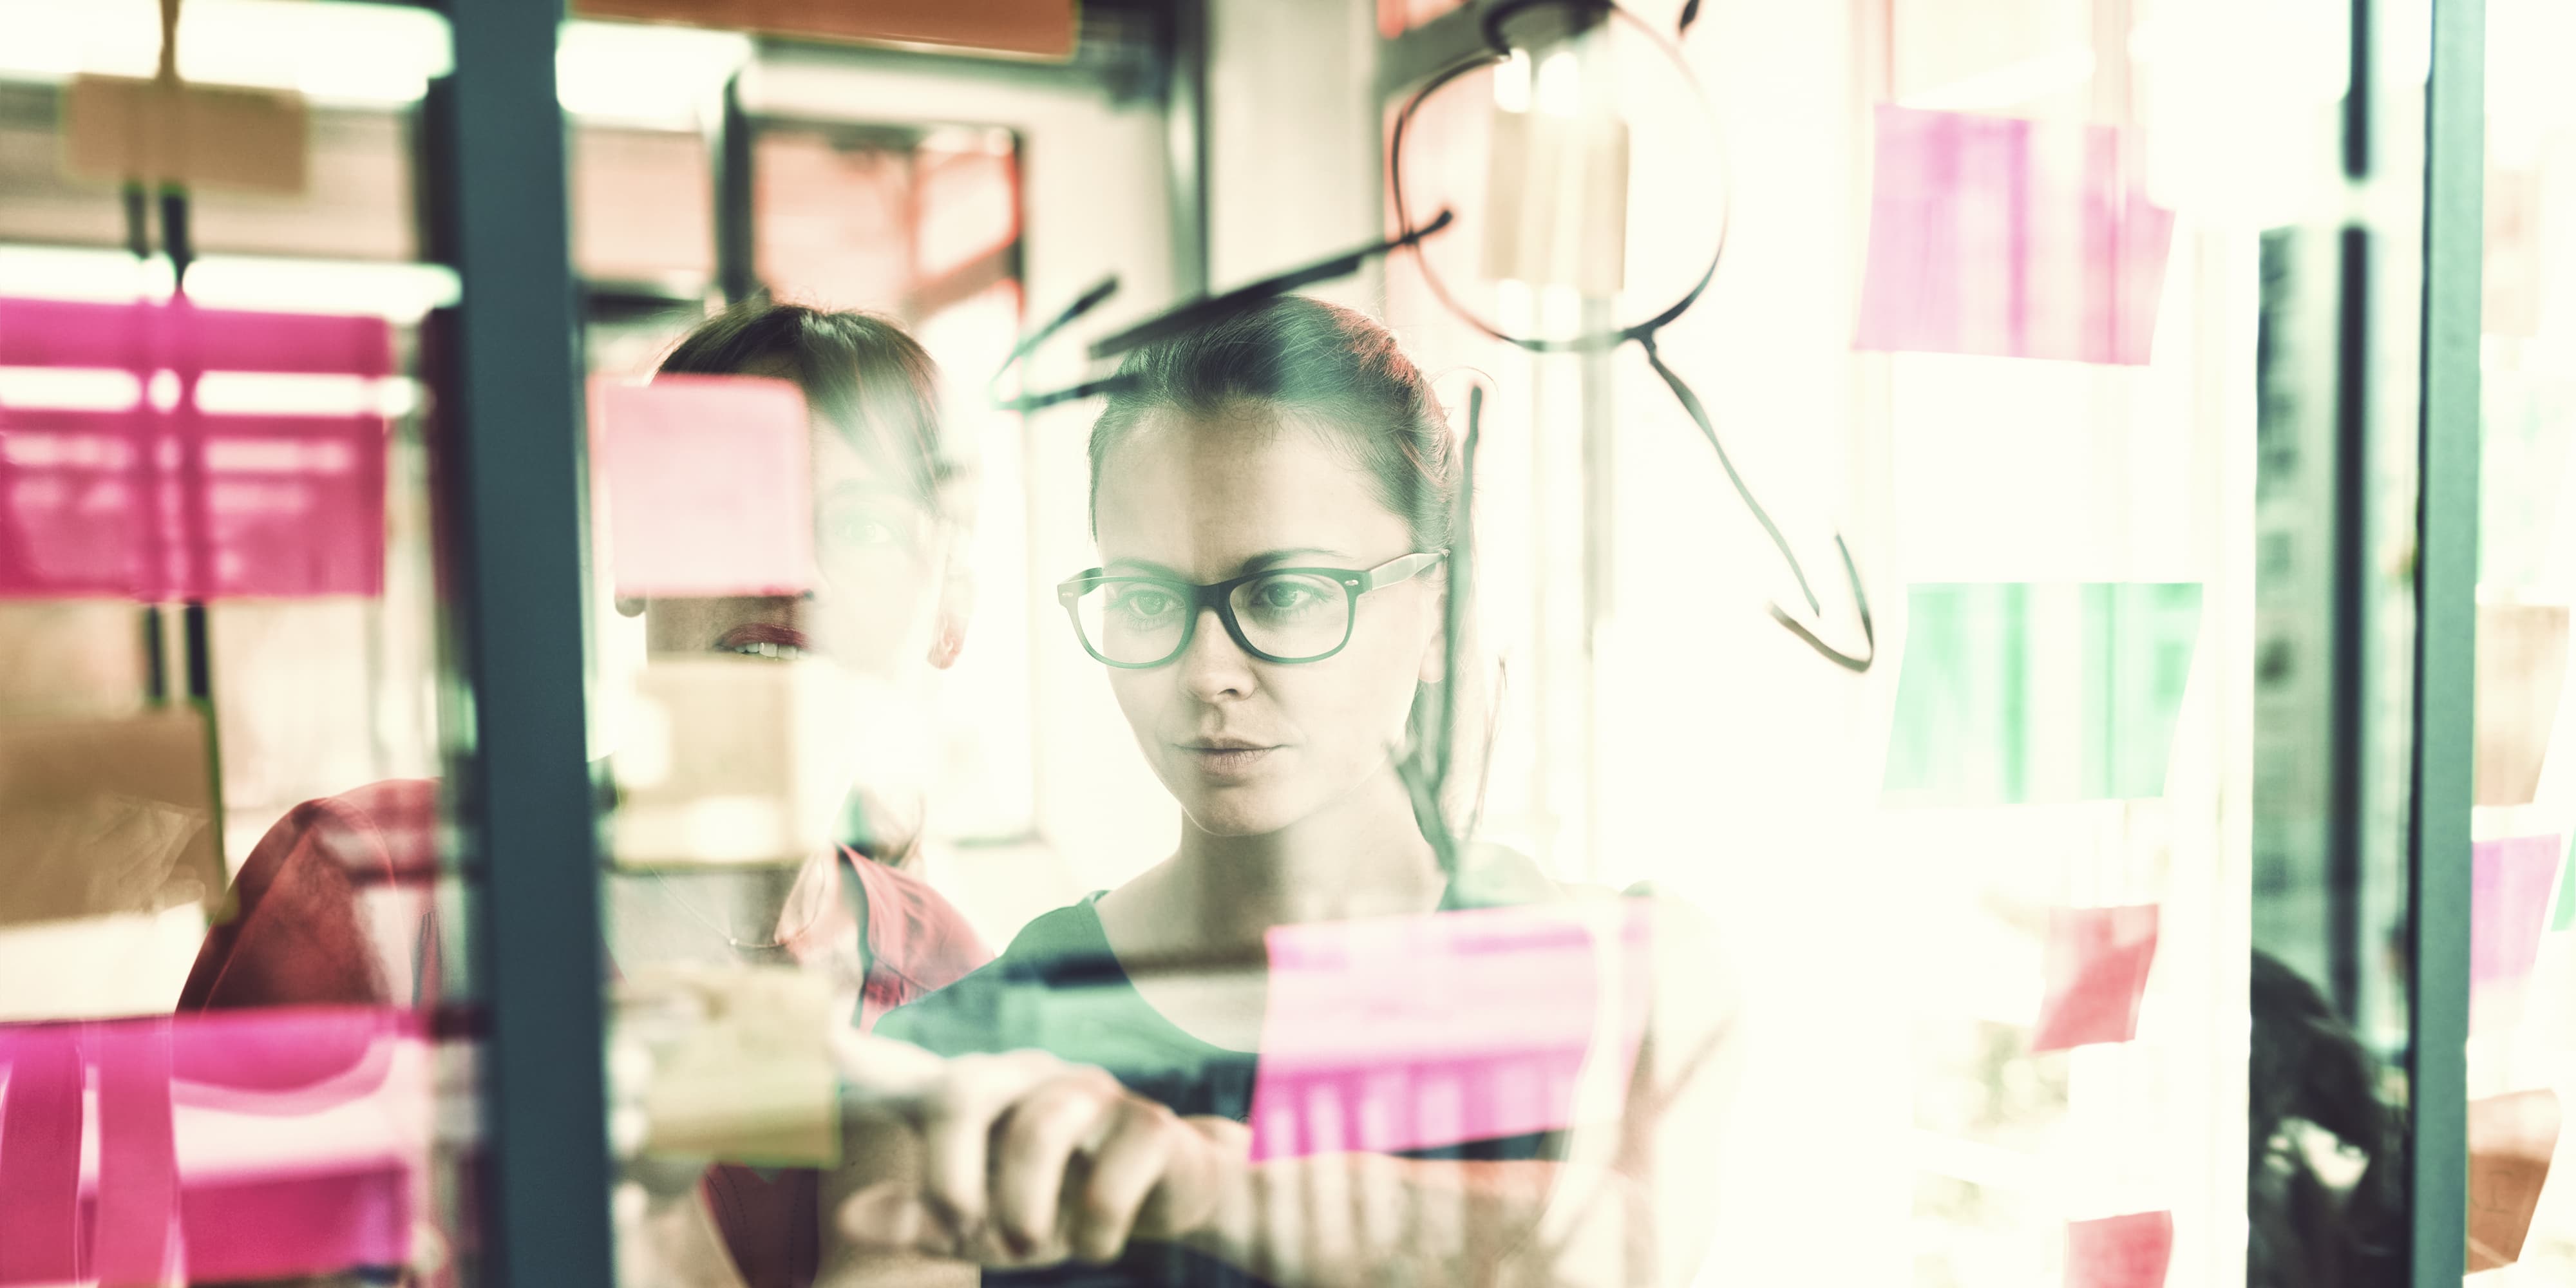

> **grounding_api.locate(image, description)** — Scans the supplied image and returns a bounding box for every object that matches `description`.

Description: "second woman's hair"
[659,301,950,512]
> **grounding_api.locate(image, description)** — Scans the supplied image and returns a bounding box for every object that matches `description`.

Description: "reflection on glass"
[2473,0,2576,1276]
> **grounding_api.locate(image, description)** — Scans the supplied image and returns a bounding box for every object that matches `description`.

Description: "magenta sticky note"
[0,1032,81,1284]
[1247,900,1653,1161]
[0,297,391,377]
[2031,904,2159,1052]
[91,1021,181,1285]
[0,408,153,598]
[2474,836,2562,989]
[1855,105,2177,366]
[594,375,815,598]
[0,409,384,600]
[191,413,388,598]
[2067,1211,2172,1288]
[0,1006,426,1286]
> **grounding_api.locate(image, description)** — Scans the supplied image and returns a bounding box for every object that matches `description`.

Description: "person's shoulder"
[1445,840,1567,907]
[871,898,1110,1054]
[182,778,443,1012]
[263,778,442,881]
[840,853,994,995]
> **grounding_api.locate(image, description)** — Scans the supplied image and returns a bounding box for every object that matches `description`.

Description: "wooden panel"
[575,0,1077,60]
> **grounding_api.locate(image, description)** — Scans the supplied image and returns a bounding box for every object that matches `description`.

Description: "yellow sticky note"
[0,707,222,927]
[630,964,839,1168]
[62,75,309,194]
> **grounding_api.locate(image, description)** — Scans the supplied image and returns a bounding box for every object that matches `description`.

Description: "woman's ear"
[925,556,976,670]
[1416,583,1450,686]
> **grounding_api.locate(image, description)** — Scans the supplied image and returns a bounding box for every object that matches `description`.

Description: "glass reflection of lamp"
[1395,0,1875,674]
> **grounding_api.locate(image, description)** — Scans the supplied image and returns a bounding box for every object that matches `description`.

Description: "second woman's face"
[1093,408,1441,838]
[644,423,942,676]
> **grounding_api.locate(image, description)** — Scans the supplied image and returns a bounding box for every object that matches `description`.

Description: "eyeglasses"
[1057,551,1446,668]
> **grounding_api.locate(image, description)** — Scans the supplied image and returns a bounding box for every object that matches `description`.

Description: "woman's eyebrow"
[1240,547,1343,572]
[1100,548,1345,580]
[817,480,923,505]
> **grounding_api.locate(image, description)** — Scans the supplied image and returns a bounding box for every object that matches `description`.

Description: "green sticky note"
[1883,582,2204,806]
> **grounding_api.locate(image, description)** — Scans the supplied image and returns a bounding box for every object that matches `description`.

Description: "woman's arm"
[825,896,1743,1287]
[1180,897,1743,1288]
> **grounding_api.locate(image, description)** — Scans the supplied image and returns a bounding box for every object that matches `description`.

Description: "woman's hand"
[831,1038,1248,1269]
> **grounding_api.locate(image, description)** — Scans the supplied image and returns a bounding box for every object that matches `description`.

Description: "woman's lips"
[717,623,810,658]
[1179,744,1279,778]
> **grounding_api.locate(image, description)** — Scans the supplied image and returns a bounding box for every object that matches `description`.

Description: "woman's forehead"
[1095,409,1406,567]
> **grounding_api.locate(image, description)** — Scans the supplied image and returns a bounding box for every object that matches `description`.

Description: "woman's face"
[643,421,943,677]
[1093,408,1442,837]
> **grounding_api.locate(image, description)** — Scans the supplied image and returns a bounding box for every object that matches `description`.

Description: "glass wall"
[0,0,2505,1285]
[0,5,464,1283]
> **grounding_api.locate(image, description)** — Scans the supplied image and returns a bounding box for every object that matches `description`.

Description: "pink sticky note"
[191,413,388,598]
[0,1033,81,1284]
[594,376,815,598]
[0,1006,426,1286]
[0,298,390,377]
[1855,105,2177,366]
[0,409,385,600]
[2067,1211,2172,1288]
[2474,836,2562,989]
[2032,905,2159,1052]
[91,1021,180,1285]
[1248,901,1653,1161]
[0,408,153,598]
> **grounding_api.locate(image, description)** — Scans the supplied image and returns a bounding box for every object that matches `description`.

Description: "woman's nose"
[1173,605,1255,699]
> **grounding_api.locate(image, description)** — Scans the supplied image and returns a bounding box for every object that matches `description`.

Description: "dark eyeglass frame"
[1057,551,1447,668]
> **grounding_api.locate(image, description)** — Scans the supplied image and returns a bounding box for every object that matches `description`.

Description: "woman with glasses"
[831,296,1739,1286]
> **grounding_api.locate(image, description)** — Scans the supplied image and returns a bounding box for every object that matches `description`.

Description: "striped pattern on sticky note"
[1856,105,2176,366]
[1249,900,1653,1162]
[1884,582,2202,806]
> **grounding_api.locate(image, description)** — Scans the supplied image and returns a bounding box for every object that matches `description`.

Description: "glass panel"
[0,7,467,1283]
[2473,0,2576,1277]
[585,104,1045,1284]
[5,1,2486,1281]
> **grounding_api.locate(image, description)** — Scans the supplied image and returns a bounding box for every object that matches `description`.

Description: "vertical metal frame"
[422,1,615,1284]
[2409,0,2482,1281]
[714,73,759,305]
[1164,0,1212,298]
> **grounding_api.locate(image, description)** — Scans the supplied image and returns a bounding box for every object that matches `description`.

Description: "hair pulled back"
[1085,296,1455,554]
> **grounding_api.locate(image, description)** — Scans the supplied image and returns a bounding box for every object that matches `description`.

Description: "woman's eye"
[1112,589,1179,621]
[1251,580,1320,612]
[830,518,900,547]
[819,502,916,553]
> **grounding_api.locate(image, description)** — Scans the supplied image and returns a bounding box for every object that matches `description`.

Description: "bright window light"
[0,0,451,107]
[180,255,461,321]
[0,366,144,412]
[556,20,753,128]
[1492,49,1533,113]
[1533,49,1581,118]
[0,246,171,302]
[195,372,421,417]
[1899,46,2096,111]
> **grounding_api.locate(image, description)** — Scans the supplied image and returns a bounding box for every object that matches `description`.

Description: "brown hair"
[659,301,949,511]
[1086,296,1455,551]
